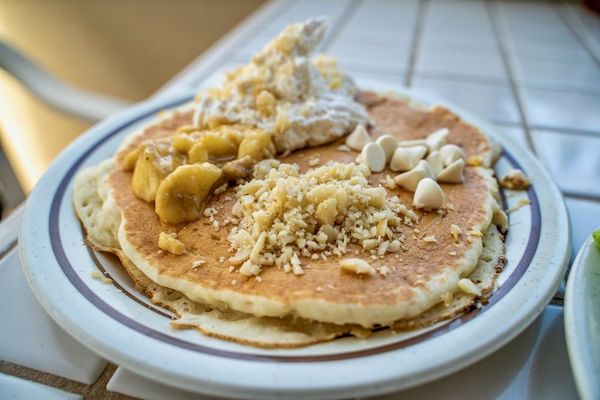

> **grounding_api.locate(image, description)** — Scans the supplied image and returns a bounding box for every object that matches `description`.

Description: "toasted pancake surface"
[106,94,499,327]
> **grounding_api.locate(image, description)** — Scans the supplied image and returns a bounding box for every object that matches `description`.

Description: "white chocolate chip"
[390,145,427,172]
[439,144,465,166]
[437,159,465,183]
[414,178,445,210]
[375,134,398,163]
[426,128,449,152]
[426,150,444,175]
[394,160,434,192]
[357,142,386,173]
[397,138,427,148]
[345,124,372,151]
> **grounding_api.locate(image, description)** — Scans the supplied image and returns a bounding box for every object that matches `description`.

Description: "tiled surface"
[0,248,108,384]
[0,373,82,400]
[2,0,600,398]
[413,77,521,124]
[107,368,212,400]
[520,88,600,133]
[532,130,600,199]
[382,306,577,400]
[565,198,600,255]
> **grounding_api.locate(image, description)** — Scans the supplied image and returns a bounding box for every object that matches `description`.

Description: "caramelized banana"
[172,133,197,153]
[188,143,209,164]
[238,129,274,161]
[132,142,184,202]
[122,147,140,171]
[155,163,222,224]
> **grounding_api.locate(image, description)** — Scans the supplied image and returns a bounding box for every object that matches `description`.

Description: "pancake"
[75,158,505,347]
[75,93,505,332]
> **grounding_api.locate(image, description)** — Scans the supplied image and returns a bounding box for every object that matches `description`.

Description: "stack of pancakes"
[73,91,507,348]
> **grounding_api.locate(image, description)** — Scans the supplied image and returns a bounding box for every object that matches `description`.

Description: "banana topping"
[155,163,223,224]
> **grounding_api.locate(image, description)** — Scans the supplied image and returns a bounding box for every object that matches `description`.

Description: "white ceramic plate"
[20,80,571,399]
[565,230,600,400]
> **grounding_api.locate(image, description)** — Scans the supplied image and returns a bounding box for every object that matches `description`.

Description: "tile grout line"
[555,1,600,68]
[486,1,537,155]
[562,191,600,203]
[404,0,429,87]
[321,0,363,51]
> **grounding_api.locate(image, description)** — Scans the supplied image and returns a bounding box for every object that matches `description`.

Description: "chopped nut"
[340,258,375,275]
[191,259,206,268]
[378,265,391,276]
[423,235,437,243]
[308,157,320,167]
[500,169,530,190]
[450,224,462,241]
[158,232,185,255]
[441,292,453,307]
[467,155,483,166]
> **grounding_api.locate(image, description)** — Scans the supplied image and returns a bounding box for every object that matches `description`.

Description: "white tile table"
[2,0,599,398]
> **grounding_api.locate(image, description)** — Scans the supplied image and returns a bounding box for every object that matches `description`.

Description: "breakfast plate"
[565,229,600,400]
[20,78,570,399]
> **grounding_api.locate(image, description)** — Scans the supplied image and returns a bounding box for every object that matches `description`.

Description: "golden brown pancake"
[104,93,500,327]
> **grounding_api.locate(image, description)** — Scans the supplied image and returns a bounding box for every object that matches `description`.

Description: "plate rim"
[565,232,600,400]
[19,81,571,399]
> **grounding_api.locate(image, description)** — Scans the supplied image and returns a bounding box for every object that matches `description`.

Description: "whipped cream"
[192,19,369,153]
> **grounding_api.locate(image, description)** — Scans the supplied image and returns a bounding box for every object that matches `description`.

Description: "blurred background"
[0,0,264,216]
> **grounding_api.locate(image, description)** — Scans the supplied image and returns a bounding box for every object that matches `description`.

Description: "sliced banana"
[414,178,445,211]
[196,134,238,159]
[375,134,398,163]
[122,147,140,171]
[345,124,372,151]
[437,159,465,183]
[155,163,223,224]
[390,145,427,172]
[132,142,183,202]
[172,133,197,153]
[238,129,274,161]
[394,160,434,192]
[188,143,209,164]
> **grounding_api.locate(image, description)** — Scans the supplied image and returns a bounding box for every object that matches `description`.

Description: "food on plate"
[73,19,509,348]
[500,168,530,190]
